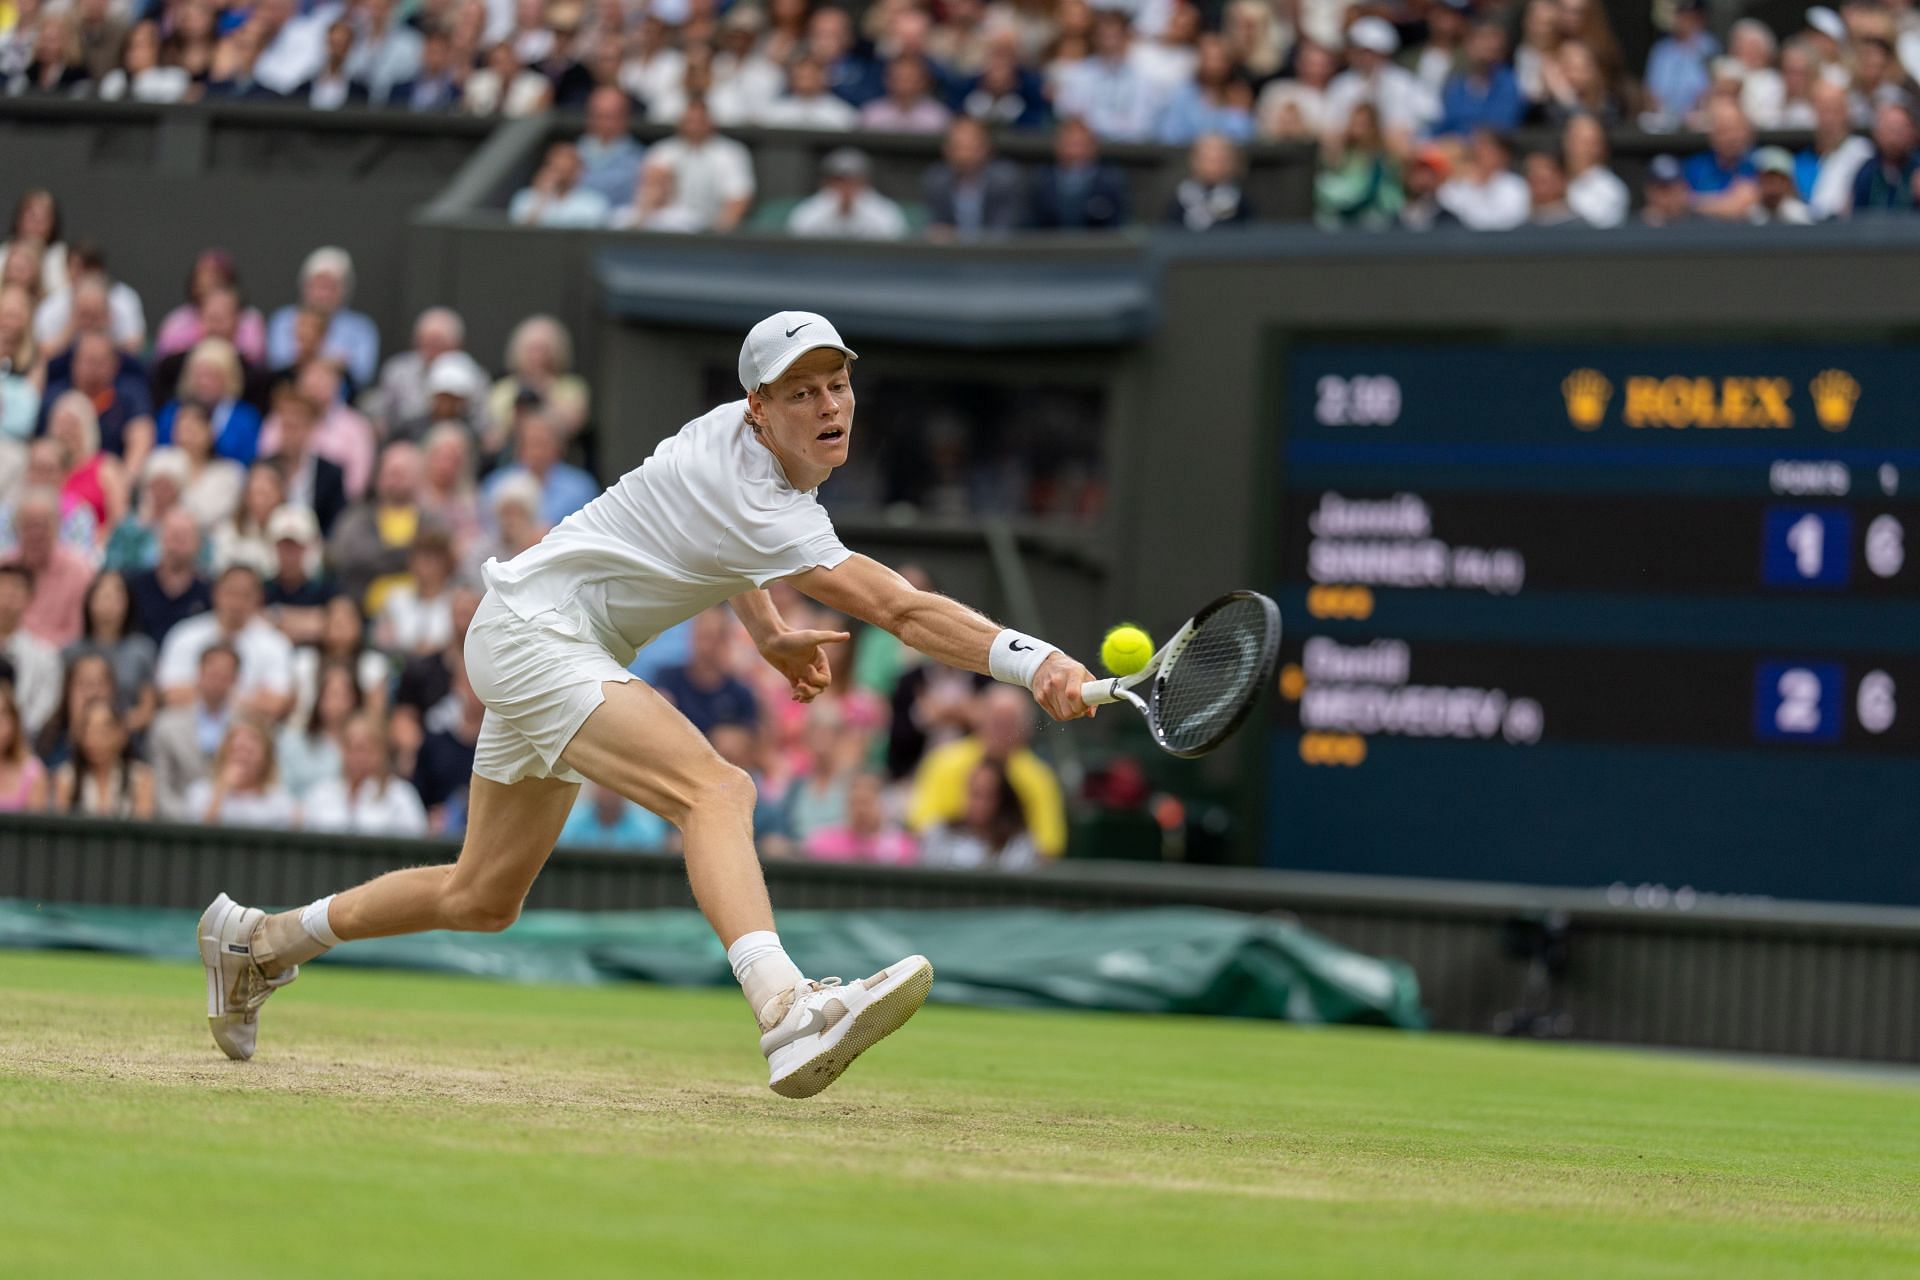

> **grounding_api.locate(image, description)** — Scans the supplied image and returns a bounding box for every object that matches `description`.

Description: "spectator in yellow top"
[907,684,1065,857]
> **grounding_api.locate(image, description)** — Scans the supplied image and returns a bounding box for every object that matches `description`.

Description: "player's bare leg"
[558,681,776,945]
[560,679,932,1097]
[201,774,578,1060]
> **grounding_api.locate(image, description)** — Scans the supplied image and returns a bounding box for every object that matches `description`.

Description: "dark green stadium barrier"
[3,815,1917,1061]
[0,900,1426,1028]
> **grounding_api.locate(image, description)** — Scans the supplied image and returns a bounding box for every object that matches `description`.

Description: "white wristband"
[989,629,1059,691]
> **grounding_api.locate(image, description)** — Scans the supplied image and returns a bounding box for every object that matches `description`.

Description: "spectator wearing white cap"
[263,505,324,584]
[392,350,489,446]
[262,504,332,646]
[788,149,911,240]
[1322,16,1440,147]
[637,97,756,233]
[1437,129,1531,230]
[1563,114,1629,228]
[1803,6,1851,80]
[1052,9,1170,143]
[1749,146,1816,224]
[369,307,467,434]
[265,248,380,389]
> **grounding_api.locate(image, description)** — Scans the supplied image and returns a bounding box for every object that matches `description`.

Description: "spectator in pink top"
[804,770,918,864]
[258,359,375,499]
[0,685,49,812]
[8,487,94,647]
[153,249,268,365]
[859,56,952,133]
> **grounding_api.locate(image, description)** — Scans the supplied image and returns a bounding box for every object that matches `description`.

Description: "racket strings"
[1153,598,1274,755]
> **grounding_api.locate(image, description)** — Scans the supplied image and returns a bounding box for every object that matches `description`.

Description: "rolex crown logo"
[1809,369,1859,432]
[1561,368,1612,430]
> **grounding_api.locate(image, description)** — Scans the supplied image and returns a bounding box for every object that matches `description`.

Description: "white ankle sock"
[301,895,343,947]
[726,930,805,1026]
[253,895,342,976]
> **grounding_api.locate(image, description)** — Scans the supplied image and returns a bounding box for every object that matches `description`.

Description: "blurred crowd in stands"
[4,0,1919,233]
[0,188,1153,868]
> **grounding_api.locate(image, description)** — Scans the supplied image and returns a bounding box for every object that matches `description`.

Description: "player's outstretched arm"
[728,588,848,703]
[787,554,1095,721]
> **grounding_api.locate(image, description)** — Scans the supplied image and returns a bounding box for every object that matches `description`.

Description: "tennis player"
[200,312,1095,1098]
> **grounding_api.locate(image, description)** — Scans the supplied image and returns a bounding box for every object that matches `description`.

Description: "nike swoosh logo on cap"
[785,322,812,338]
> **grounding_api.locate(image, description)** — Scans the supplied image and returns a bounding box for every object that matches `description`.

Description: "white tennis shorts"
[465,591,634,785]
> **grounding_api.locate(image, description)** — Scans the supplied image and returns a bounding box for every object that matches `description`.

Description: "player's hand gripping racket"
[1079,591,1281,758]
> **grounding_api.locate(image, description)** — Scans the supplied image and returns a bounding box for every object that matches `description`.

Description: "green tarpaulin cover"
[0,900,1423,1028]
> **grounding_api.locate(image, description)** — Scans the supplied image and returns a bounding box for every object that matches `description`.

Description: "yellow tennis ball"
[1100,624,1154,676]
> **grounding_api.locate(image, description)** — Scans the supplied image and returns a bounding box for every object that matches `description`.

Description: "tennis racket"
[1080,591,1282,758]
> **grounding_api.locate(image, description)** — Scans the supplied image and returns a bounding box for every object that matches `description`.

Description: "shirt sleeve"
[385,781,429,835]
[155,621,200,690]
[726,495,853,588]
[249,631,295,695]
[719,142,756,200]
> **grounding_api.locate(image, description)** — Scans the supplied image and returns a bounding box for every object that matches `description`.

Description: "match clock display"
[1268,340,1920,907]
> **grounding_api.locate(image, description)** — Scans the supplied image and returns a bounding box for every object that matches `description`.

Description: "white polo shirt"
[303,775,429,835]
[642,135,756,231]
[482,400,853,664]
[156,615,296,702]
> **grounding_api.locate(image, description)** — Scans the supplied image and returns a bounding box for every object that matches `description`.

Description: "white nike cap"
[738,310,858,392]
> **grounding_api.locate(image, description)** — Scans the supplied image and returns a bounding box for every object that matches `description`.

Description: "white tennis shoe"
[760,955,934,1098]
[198,892,299,1061]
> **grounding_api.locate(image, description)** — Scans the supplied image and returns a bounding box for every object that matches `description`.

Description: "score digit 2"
[1753,660,1844,744]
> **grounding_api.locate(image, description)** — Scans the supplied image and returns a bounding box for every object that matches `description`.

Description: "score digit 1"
[1762,507,1852,588]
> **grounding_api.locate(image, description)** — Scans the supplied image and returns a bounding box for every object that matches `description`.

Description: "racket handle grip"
[1081,678,1125,707]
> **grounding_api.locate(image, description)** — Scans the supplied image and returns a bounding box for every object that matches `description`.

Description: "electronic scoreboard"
[1267,339,1920,907]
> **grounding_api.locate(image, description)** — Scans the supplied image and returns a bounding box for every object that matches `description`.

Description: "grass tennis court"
[3,949,1915,1279]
